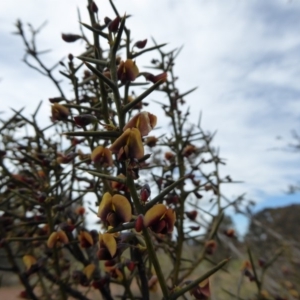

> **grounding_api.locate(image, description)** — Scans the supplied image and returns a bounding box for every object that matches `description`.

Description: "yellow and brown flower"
[117,59,139,83]
[148,275,158,292]
[109,128,144,161]
[23,255,37,271]
[78,231,94,248]
[91,146,113,167]
[143,204,176,234]
[97,233,117,260]
[182,144,197,157]
[188,278,210,300]
[83,264,96,280]
[51,103,69,121]
[123,112,157,137]
[47,230,69,248]
[98,192,132,227]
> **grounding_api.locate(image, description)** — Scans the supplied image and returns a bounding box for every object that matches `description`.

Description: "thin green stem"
[127,175,169,299]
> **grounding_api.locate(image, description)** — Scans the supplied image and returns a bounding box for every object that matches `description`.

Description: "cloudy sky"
[1,0,300,231]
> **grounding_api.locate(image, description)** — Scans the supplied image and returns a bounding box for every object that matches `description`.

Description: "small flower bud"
[166,193,179,205]
[140,184,151,202]
[74,114,98,127]
[108,16,120,33]
[165,152,175,161]
[89,1,98,13]
[61,33,82,43]
[92,277,109,289]
[258,258,265,268]
[0,150,6,158]
[205,240,217,255]
[135,214,144,232]
[134,39,147,49]
[224,228,235,237]
[104,17,112,25]
[126,260,136,272]
[145,136,158,147]
[182,144,196,157]
[19,291,28,299]
[75,206,85,215]
[185,210,198,221]
[49,97,64,103]
[37,192,47,203]
[51,103,69,121]
[143,72,167,83]
[189,225,200,231]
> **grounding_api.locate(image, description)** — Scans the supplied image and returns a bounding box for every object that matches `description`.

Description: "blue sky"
[1,0,300,234]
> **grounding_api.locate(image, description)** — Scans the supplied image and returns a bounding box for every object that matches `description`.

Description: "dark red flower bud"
[244,269,252,277]
[244,269,255,282]
[143,72,167,83]
[49,97,64,103]
[140,184,151,202]
[108,16,120,33]
[0,239,6,248]
[224,228,235,237]
[165,152,175,161]
[104,260,116,268]
[19,291,28,299]
[185,210,198,221]
[89,1,98,13]
[135,39,147,49]
[258,258,265,268]
[166,193,179,205]
[126,260,135,272]
[0,150,6,158]
[68,53,74,61]
[189,225,200,231]
[74,114,98,127]
[59,222,75,232]
[37,192,47,203]
[72,270,85,283]
[135,214,144,233]
[194,191,203,199]
[92,277,109,289]
[104,17,112,25]
[205,240,217,255]
[61,33,82,43]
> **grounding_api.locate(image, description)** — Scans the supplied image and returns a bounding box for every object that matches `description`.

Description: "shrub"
[0,1,297,300]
